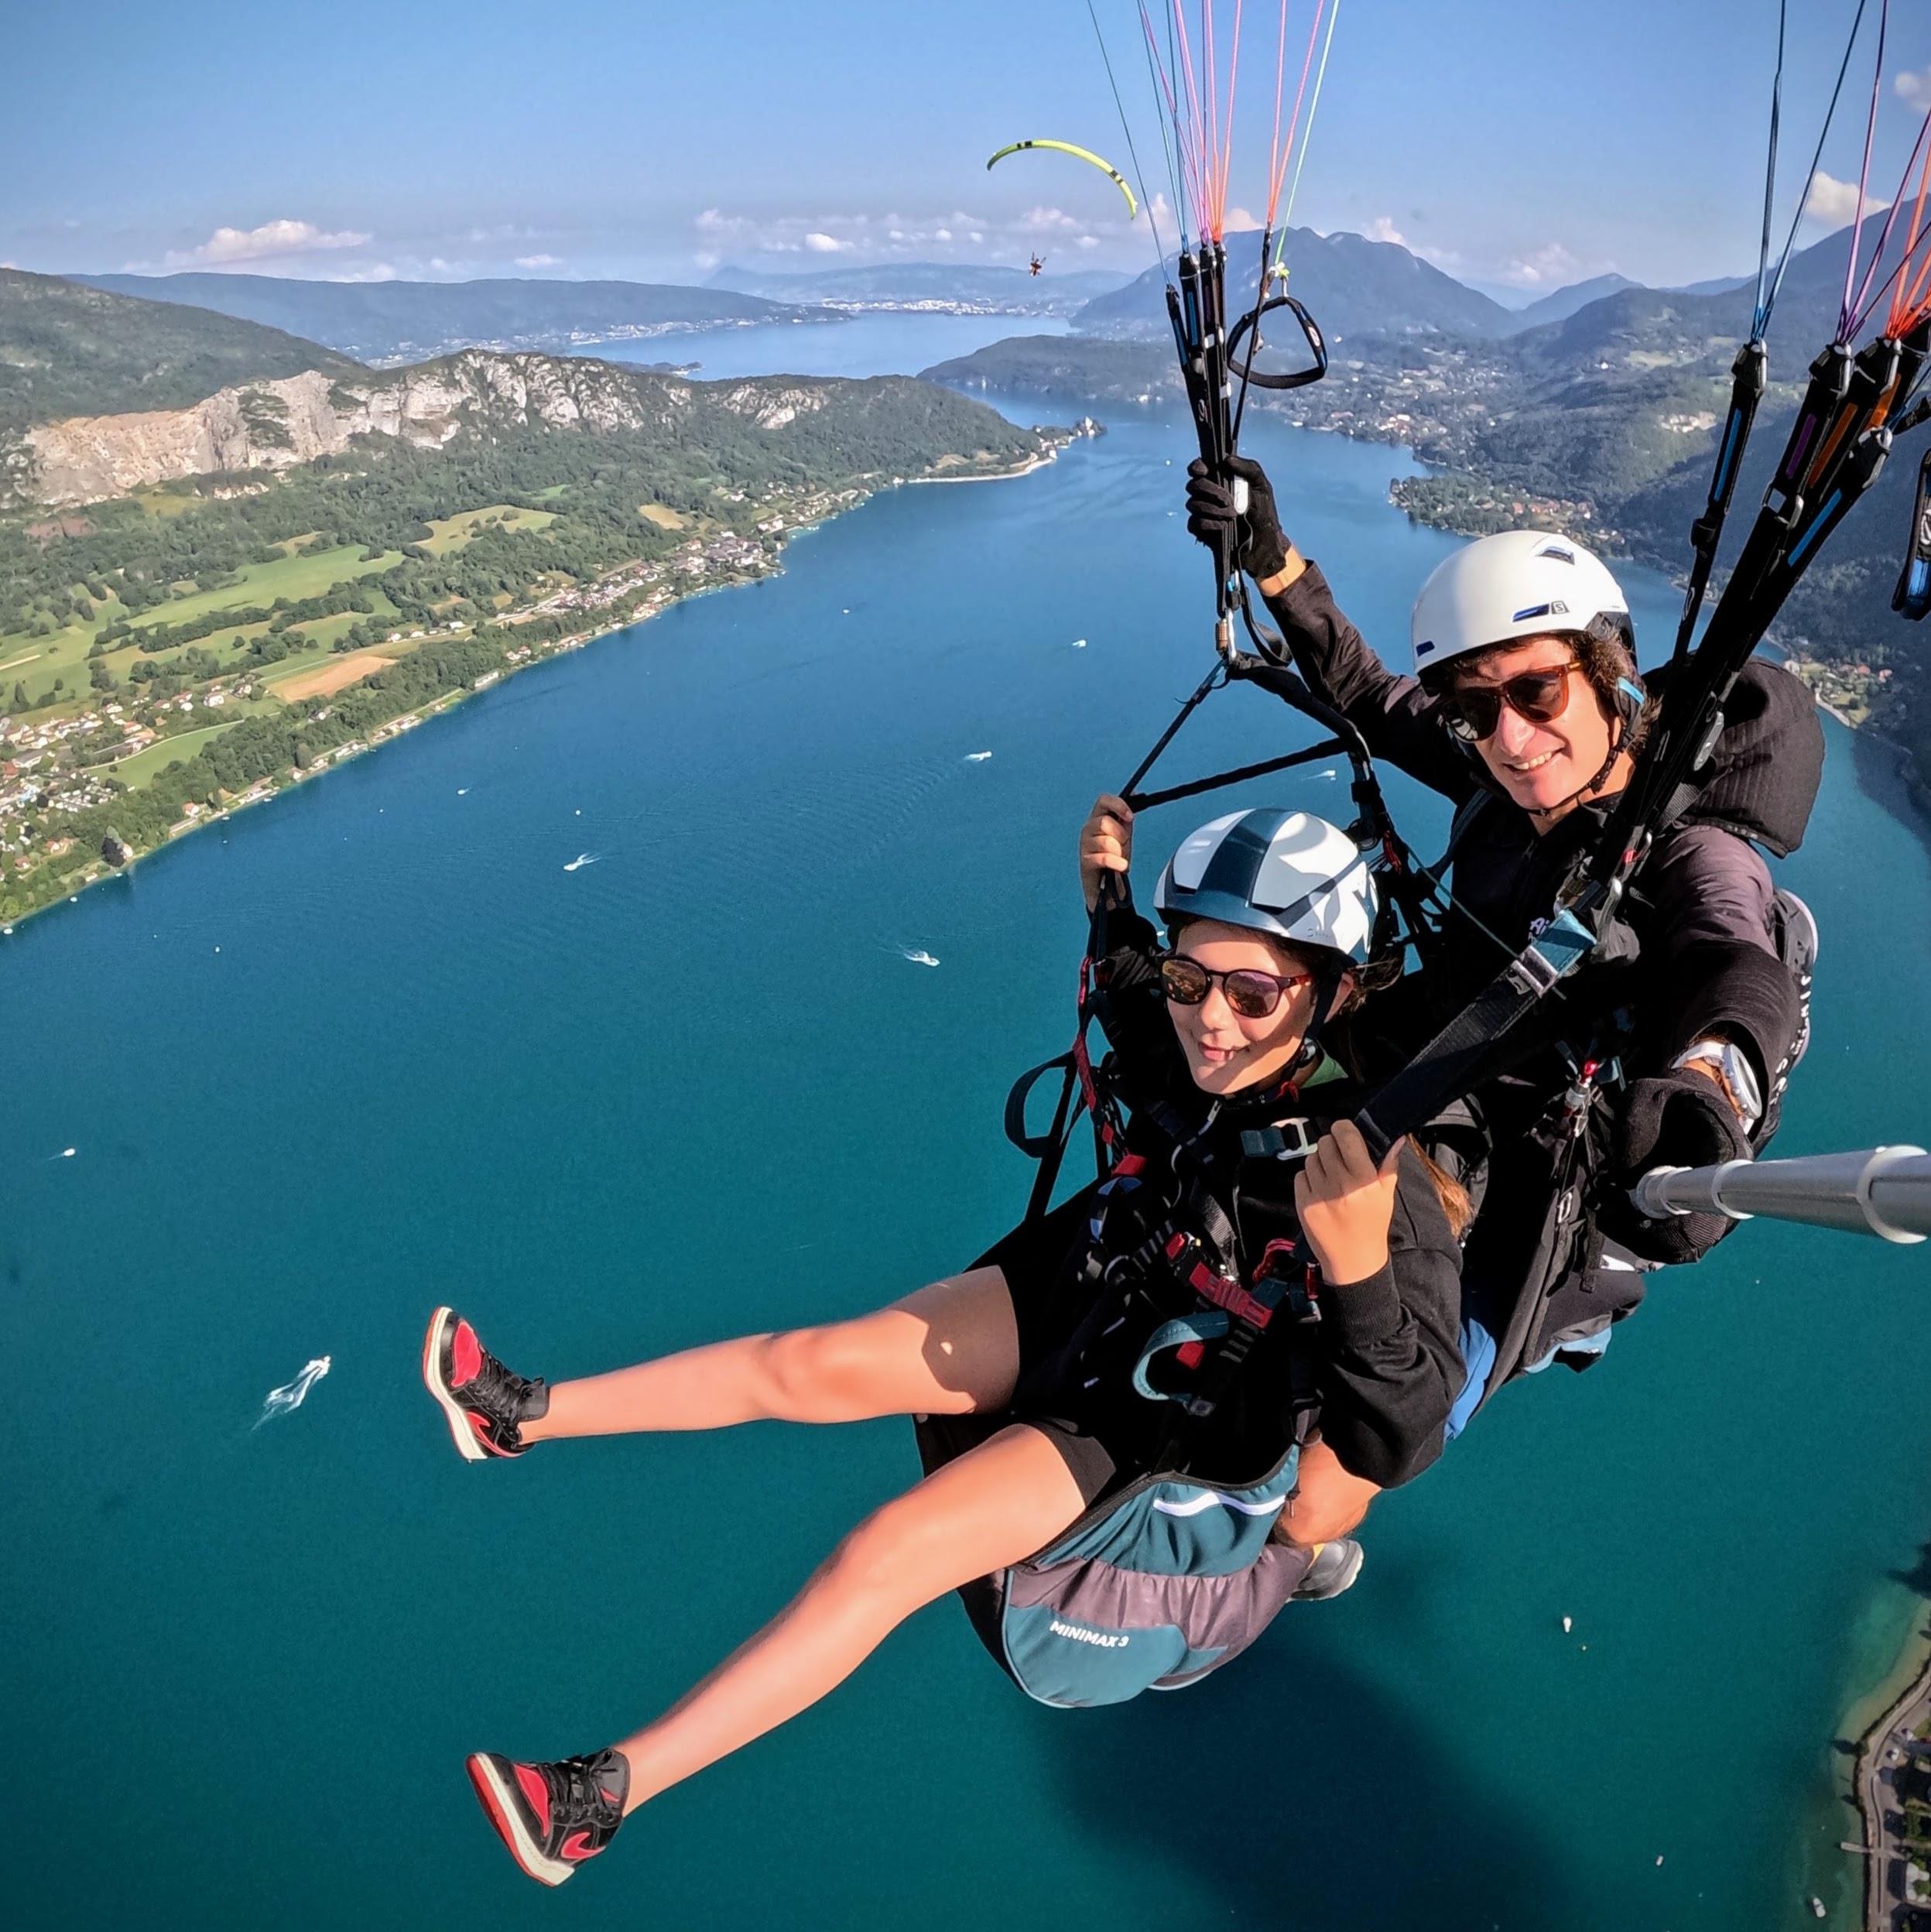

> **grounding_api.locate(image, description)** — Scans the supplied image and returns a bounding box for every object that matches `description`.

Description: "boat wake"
[255,1356,331,1430]
[897,947,941,968]
[563,852,600,872]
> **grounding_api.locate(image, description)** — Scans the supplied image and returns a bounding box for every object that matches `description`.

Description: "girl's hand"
[1294,1122,1403,1286]
[1079,793,1134,913]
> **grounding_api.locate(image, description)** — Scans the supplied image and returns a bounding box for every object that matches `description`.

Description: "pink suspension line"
[1203,0,1221,236]
[1170,0,1212,237]
[1217,0,1246,243]
[1268,0,1327,231]
[1843,100,1931,338]
[1263,0,1291,227]
[1888,120,1931,335]
[1144,2,1204,241]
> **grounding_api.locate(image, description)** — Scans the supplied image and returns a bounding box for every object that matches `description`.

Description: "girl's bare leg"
[522,1267,1021,1444]
[609,1421,1085,1813]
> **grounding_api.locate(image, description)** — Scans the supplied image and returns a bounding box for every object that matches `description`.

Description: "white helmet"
[1409,530,1631,678]
[1154,808,1378,964]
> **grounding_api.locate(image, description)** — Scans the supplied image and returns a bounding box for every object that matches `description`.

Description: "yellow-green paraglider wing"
[985,139,1138,219]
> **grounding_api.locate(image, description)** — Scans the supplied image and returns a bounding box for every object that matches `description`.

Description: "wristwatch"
[1673,1038,1763,1133]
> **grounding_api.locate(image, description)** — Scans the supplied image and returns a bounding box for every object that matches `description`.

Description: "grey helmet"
[1154,808,1378,964]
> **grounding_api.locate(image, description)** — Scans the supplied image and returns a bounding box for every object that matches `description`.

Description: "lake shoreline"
[1,441,1067,941]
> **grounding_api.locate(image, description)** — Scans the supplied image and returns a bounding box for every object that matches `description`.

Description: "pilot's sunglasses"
[1158,953,1313,1020]
[1440,662,1580,742]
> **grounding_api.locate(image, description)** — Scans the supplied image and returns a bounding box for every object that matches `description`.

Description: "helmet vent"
[1534,540,1577,564]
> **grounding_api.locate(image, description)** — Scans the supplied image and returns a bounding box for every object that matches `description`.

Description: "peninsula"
[0,270,1065,929]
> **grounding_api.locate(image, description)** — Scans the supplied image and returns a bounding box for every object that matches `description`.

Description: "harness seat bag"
[916,1413,1312,1707]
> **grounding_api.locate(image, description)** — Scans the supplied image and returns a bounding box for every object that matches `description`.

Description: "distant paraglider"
[1029,253,1045,277]
[985,139,1138,218]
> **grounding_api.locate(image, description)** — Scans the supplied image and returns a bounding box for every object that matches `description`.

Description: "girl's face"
[1454,635,1617,819]
[1163,920,1323,1098]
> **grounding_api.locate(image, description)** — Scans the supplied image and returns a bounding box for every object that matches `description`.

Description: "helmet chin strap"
[1237,964,1350,1111]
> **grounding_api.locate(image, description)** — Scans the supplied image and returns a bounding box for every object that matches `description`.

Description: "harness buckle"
[1284,1269,1322,1323]
[1240,1115,1319,1161]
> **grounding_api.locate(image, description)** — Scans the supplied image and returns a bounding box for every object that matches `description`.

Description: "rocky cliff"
[18,351,834,506]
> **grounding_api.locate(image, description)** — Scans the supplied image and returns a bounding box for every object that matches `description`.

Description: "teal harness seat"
[917,1406,1316,1707]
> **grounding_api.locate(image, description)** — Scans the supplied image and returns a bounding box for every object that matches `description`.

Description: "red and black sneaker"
[467,1748,629,1886]
[423,1307,549,1461]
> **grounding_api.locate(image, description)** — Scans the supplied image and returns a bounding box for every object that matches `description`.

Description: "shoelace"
[468,1347,540,1421]
[544,1754,620,1829]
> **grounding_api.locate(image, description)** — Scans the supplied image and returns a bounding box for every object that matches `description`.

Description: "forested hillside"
[77,272,831,366]
[0,289,1049,923]
[0,269,358,433]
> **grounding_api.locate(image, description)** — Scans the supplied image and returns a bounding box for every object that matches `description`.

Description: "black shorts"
[955,1186,1173,1509]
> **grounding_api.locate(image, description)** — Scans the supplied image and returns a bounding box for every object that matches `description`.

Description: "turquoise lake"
[6,319,1931,1929]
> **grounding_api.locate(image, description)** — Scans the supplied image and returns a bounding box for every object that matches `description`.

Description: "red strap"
[1186,1261,1274,1330]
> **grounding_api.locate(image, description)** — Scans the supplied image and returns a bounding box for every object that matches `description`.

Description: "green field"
[111,720,244,787]
[1,546,408,714]
[0,595,125,708]
[125,544,402,632]
[419,504,556,555]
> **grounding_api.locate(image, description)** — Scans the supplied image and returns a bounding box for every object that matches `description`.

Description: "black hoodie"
[1071,906,1467,1489]
[1258,560,1820,1389]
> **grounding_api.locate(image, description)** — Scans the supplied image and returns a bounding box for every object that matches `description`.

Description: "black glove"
[1185,454,1290,581]
[1607,1070,1751,1265]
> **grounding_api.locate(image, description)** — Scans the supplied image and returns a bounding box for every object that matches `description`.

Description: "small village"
[0,481,892,906]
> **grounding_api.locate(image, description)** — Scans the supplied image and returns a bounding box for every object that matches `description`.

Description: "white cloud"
[332,262,398,283]
[689,201,1147,272]
[1365,215,1409,247]
[515,252,563,269]
[1804,169,1888,230]
[1494,241,1590,289]
[1898,66,1931,111]
[166,218,371,267]
[1224,205,1261,234]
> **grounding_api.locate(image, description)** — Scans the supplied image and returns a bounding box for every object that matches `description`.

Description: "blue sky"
[5,0,1930,296]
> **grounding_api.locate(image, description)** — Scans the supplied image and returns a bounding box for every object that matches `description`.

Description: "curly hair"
[1419,612,1655,759]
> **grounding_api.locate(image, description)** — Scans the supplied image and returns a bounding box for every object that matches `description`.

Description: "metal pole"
[1631,1146,1931,1244]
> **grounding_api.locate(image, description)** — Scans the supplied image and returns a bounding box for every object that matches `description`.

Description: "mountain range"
[72,272,830,367]
[707,260,1130,315]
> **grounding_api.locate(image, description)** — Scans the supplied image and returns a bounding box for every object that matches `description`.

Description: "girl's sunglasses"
[1158,953,1313,1021]
[1440,661,1579,742]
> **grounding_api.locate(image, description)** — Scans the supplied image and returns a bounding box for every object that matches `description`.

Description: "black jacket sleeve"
[1311,1147,1465,1489]
[1630,823,1797,1091]
[1261,561,1477,803]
